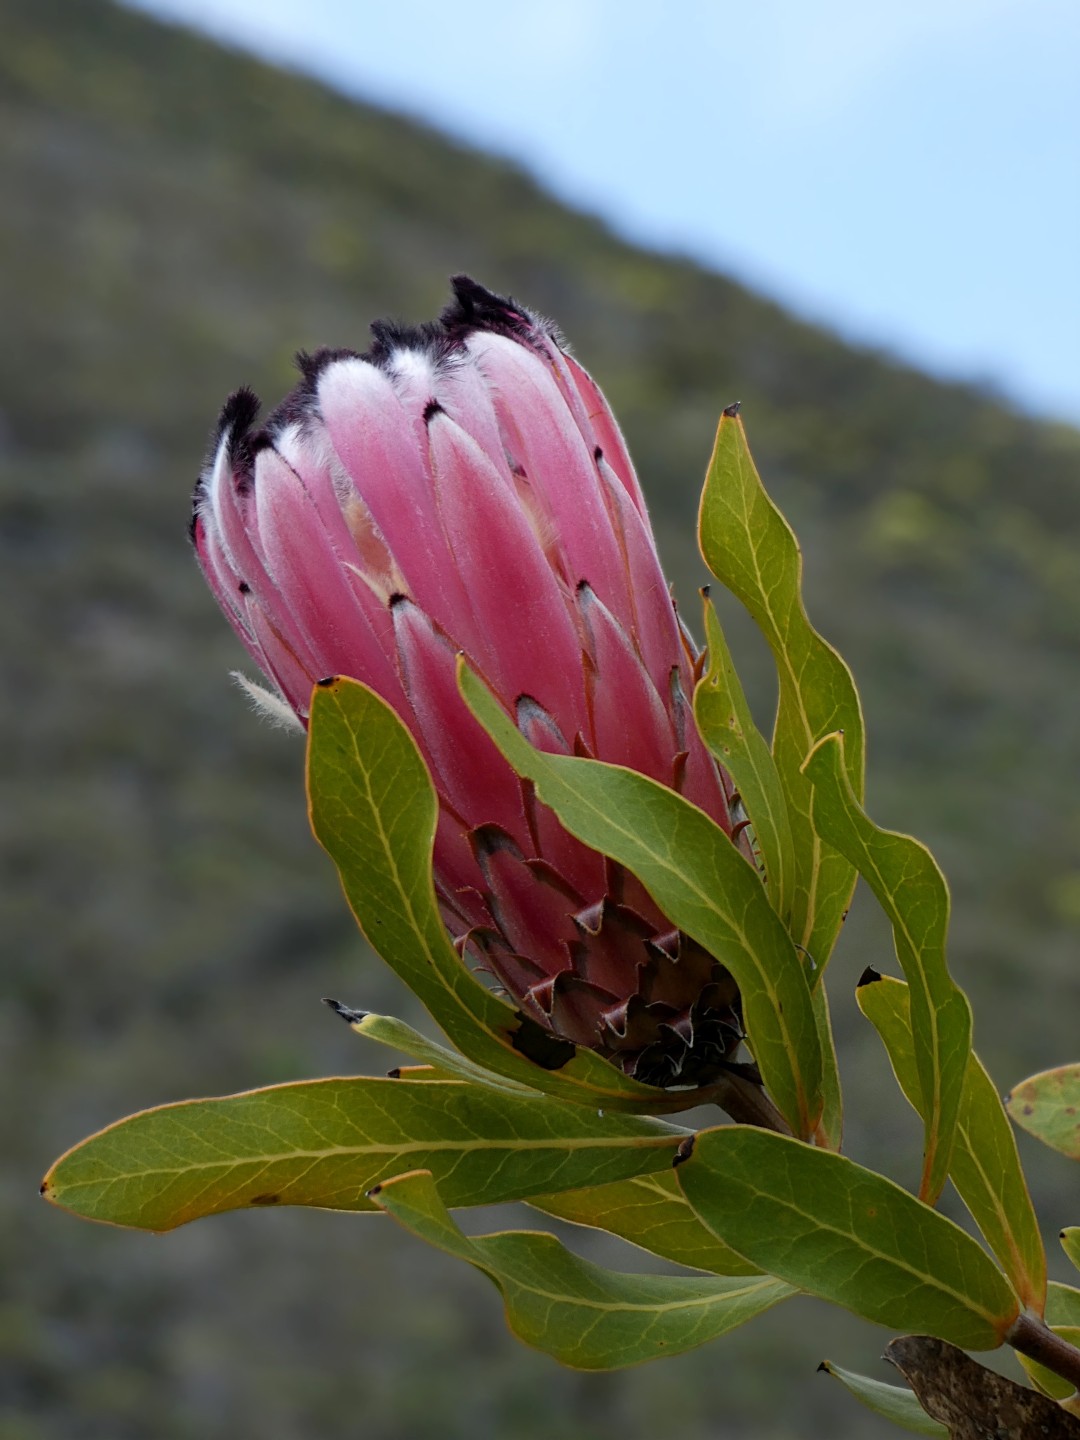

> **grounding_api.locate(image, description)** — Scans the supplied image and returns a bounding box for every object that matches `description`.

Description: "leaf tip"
[722,400,742,418]
[322,996,367,1026]
[672,1135,696,1168]
[315,675,339,688]
[856,966,882,988]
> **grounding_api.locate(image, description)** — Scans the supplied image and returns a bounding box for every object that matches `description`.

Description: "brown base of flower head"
[628,993,749,1090]
[471,905,746,1093]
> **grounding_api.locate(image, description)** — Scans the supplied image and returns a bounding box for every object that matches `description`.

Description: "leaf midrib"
[703,1163,1008,1329]
[493,1271,788,1316]
[55,1131,683,1192]
[532,750,811,1121]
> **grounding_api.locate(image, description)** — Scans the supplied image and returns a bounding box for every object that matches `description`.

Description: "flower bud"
[192,277,751,1089]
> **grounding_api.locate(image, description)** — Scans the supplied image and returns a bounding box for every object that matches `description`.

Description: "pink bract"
[192,277,752,1088]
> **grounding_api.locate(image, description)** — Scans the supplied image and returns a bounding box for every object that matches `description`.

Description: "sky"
[128,0,1080,423]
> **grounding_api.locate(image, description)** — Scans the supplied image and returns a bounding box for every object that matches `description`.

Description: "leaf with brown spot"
[1006,1064,1080,1160]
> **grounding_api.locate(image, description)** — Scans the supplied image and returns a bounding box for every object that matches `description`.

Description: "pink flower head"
[192,277,749,1088]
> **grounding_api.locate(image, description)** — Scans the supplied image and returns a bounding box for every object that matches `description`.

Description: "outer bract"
[192,277,754,1090]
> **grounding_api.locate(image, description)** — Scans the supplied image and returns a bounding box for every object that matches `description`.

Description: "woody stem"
[1008,1311,1080,1392]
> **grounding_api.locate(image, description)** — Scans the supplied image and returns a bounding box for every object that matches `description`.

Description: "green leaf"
[458,659,822,1139]
[307,677,678,1112]
[818,1361,947,1436]
[41,1076,688,1231]
[531,1171,760,1276]
[698,410,864,971]
[676,1126,1019,1349]
[329,1004,539,1095]
[1049,1281,1080,1327]
[803,733,972,1204]
[856,972,1045,1313]
[370,1169,793,1369]
[1006,1064,1080,1160]
[812,980,844,1150]
[694,593,796,923]
[1062,1231,1080,1275]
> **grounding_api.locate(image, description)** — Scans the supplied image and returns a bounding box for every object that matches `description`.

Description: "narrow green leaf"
[698,410,864,970]
[812,980,844,1150]
[694,593,796,923]
[531,1171,761,1276]
[41,1077,688,1231]
[1006,1064,1080,1160]
[459,659,822,1139]
[1062,1231,1080,1275]
[818,1361,947,1436]
[803,733,972,1204]
[370,1169,793,1369]
[332,1006,539,1095]
[856,972,1046,1312]
[307,677,680,1112]
[676,1126,1019,1349]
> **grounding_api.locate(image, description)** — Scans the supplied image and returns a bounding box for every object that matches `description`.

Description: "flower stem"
[1008,1311,1080,1392]
[713,1072,793,1134]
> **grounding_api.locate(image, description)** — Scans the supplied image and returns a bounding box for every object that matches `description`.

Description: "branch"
[1009,1311,1080,1393]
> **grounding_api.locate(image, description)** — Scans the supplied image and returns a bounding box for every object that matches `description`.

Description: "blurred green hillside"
[4,1,1080,1436]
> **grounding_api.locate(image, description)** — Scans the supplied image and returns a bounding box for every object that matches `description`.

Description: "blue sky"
[129,0,1080,423]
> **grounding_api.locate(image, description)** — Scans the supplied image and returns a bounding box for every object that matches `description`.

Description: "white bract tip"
[230,671,305,732]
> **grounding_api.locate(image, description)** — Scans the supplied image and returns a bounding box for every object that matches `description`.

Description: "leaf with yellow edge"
[370,1169,793,1369]
[856,971,1045,1313]
[41,1076,688,1231]
[698,409,864,971]
[459,659,822,1139]
[803,733,972,1204]
[307,677,689,1113]
[694,593,796,923]
[326,1002,539,1095]
[531,1170,760,1276]
[818,1360,947,1436]
[1006,1064,1080,1160]
[676,1126,1019,1350]
[811,981,844,1150]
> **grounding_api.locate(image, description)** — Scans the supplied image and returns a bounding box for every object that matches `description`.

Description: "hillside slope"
[4,2,1080,1436]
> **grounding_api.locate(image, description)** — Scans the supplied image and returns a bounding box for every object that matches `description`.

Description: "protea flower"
[191,277,755,1093]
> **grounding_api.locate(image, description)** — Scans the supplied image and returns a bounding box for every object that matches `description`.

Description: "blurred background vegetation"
[4,1,1080,1435]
